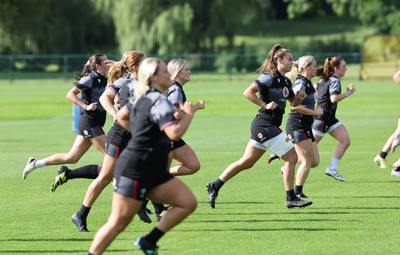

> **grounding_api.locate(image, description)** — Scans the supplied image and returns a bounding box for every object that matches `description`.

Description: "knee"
[186,196,197,214]
[187,162,201,174]
[97,173,113,186]
[65,155,80,164]
[311,159,320,168]
[342,138,351,148]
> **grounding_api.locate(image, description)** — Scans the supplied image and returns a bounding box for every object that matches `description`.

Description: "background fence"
[0,52,362,81]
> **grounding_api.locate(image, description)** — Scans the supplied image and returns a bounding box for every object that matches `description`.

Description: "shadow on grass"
[189,218,355,223]
[0,250,130,254]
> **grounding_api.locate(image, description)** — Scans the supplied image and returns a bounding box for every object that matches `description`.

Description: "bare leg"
[280,148,298,191]
[169,144,200,176]
[148,178,197,232]
[89,193,141,254]
[329,125,350,160]
[218,142,265,183]
[82,154,116,207]
[294,140,319,186]
[43,136,93,165]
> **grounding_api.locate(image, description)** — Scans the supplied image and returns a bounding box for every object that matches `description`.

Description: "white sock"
[329,157,340,170]
[35,159,46,168]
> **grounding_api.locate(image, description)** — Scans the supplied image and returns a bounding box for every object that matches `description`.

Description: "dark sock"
[145,227,165,245]
[294,185,303,195]
[286,189,297,201]
[68,165,100,179]
[214,178,224,190]
[396,166,400,171]
[380,152,388,159]
[76,204,91,219]
[152,202,165,214]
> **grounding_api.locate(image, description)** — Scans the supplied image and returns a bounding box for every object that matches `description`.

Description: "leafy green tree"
[0,0,116,54]
[285,0,400,34]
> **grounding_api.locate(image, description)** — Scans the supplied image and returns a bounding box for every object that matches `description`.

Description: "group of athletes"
[22,44,400,255]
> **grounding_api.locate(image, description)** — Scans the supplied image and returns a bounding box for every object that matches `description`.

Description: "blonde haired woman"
[284,55,323,198]
[88,58,198,255]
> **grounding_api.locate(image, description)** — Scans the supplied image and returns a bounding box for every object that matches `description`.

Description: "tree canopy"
[0,0,398,54]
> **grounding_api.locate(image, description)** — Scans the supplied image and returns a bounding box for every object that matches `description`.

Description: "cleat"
[22,157,37,180]
[325,167,345,181]
[295,192,308,199]
[71,213,88,232]
[286,198,313,208]
[135,237,158,255]
[137,204,152,224]
[391,169,400,177]
[373,155,387,168]
[267,153,280,164]
[206,182,218,209]
[280,166,284,175]
[392,133,400,152]
[50,166,69,192]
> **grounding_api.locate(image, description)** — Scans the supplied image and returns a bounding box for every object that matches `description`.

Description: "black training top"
[125,88,175,152]
[254,72,295,126]
[287,74,317,127]
[75,71,107,122]
[315,75,341,122]
[167,81,186,109]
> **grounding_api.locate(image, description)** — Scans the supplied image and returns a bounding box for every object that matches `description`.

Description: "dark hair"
[257,44,291,74]
[74,53,106,82]
[316,56,344,80]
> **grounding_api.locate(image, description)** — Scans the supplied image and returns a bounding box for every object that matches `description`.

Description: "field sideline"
[1,71,400,254]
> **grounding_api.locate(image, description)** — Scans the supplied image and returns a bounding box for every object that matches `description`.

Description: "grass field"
[1,69,400,255]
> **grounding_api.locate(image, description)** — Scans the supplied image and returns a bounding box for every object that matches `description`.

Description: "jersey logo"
[282,87,289,98]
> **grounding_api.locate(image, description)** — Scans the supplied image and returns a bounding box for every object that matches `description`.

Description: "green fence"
[0,52,361,81]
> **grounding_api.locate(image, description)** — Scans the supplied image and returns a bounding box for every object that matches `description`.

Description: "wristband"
[346,91,351,97]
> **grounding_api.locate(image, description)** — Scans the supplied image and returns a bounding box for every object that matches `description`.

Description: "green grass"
[1,71,400,254]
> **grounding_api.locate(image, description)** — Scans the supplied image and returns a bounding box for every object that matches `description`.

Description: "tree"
[285,0,400,34]
[0,0,116,54]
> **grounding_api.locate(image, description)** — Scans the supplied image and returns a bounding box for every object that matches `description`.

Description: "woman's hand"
[85,102,98,111]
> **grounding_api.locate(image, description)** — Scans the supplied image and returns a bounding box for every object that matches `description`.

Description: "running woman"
[88,57,198,255]
[22,54,109,180]
[311,56,356,181]
[206,44,312,209]
[145,59,206,223]
[167,58,205,176]
[50,51,152,231]
[284,55,323,198]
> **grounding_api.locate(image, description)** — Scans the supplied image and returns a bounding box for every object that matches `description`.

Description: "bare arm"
[100,87,118,119]
[115,106,130,131]
[243,82,277,110]
[393,71,400,84]
[330,84,356,103]
[164,101,196,141]
[292,105,323,118]
[66,86,96,111]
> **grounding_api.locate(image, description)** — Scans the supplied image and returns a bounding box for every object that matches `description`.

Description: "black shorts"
[250,116,282,143]
[113,173,174,200]
[171,139,186,150]
[312,118,339,134]
[105,122,131,158]
[286,127,315,143]
[78,114,105,139]
[286,120,315,143]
